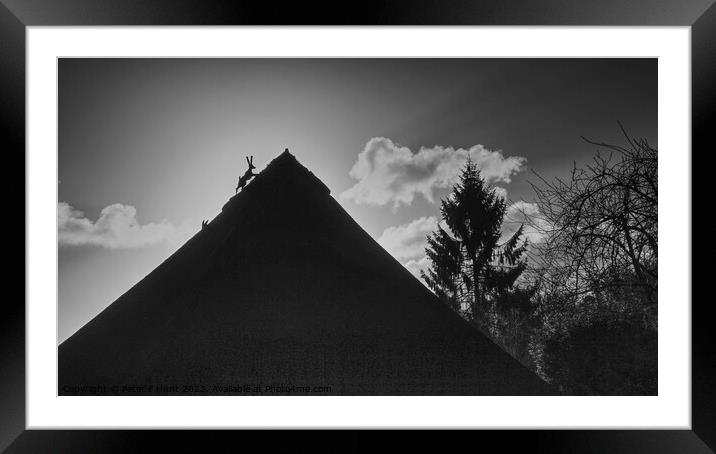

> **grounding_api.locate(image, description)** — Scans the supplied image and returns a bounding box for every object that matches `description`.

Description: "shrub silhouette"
[542,318,657,395]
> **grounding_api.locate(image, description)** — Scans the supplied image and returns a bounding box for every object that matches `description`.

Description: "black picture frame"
[3,1,711,452]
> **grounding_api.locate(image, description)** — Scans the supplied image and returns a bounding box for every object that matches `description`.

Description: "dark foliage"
[542,318,657,395]
[423,225,462,311]
[513,126,660,394]
[489,285,541,367]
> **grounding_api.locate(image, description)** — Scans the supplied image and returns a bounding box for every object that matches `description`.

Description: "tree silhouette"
[527,124,657,307]
[520,125,658,393]
[422,159,528,326]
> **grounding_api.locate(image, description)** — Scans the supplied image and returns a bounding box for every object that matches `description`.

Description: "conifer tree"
[422,159,528,323]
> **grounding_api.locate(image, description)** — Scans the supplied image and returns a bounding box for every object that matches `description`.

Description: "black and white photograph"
[57,57,657,396]
[4,0,711,449]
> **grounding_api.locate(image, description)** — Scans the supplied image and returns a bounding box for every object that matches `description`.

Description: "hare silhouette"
[235,156,257,193]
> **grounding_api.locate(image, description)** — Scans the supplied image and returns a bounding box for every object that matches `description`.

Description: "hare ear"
[250,156,254,164]
[246,156,251,165]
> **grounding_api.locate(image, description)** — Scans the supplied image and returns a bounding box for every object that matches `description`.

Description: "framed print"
[3,0,712,452]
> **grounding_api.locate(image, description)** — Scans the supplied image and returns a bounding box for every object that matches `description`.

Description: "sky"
[58,58,657,343]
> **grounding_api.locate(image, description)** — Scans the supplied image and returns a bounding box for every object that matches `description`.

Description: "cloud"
[403,256,432,280]
[377,216,438,261]
[341,137,526,208]
[377,216,441,283]
[58,202,193,249]
[501,201,551,244]
[493,186,508,200]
